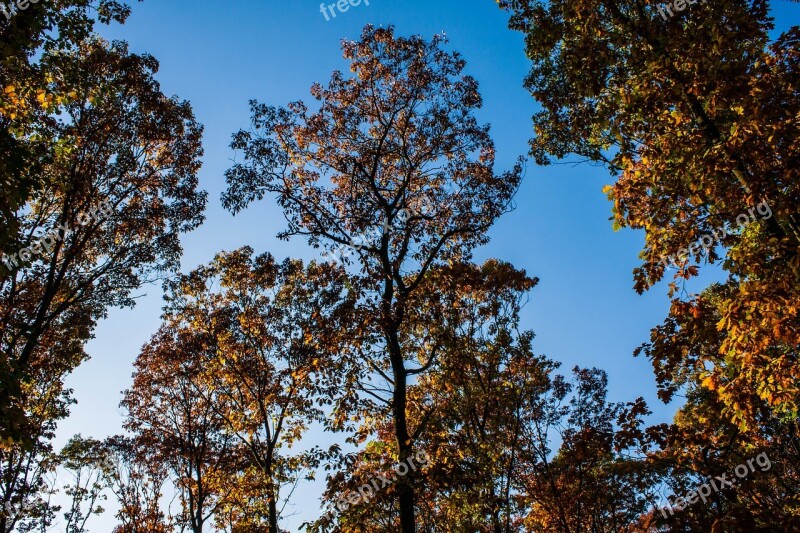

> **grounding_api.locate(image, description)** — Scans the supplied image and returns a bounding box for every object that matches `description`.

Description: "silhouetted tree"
[224,25,523,532]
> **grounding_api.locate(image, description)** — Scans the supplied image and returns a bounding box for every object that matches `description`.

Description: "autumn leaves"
[122,250,352,532]
[2,0,798,529]
[499,0,800,529]
[658,200,773,271]
[0,2,208,530]
[221,25,526,532]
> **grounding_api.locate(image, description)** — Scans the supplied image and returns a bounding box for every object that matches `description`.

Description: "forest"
[1,0,800,531]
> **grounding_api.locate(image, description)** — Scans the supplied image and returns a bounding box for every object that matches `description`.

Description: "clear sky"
[53,0,800,530]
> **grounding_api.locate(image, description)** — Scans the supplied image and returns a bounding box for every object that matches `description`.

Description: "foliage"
[0,384,60,533]
[0,0,135,254]
[121,323,233,533]
[6,2,798,529]
[1,17,206,447]
[155,247,352,533]
[310,261,659,532]
[644,387,800,531]
[102,436,171,533]
[498,0,800,426]
[117,249,351,532]
[224,24,523,533]
[58,435,110,533]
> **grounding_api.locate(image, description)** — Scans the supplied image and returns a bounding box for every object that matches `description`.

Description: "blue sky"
[53,0,800,529]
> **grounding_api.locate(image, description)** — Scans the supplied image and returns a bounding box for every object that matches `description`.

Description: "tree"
[638,344,800,531]
[58,435,110,533]
[414,271,658,533]
[0,0,134,254]
[498,0,800,425]
[102,436,172,533]
[313,261,658,532]
[316,260,547,532]
[122,323,234,533]
[510,367,659,533]
[224,25,523,532]
[1,1,206,528]
[409,261,540,532]
[159,247,352,533]
[0,34,206,444]
[0,379,60,533]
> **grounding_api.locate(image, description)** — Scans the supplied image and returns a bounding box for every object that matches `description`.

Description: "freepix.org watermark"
[319,0,369,22]
[659,200,772,271]
[332,450,429,515]
[1,0,39,21]
[657,452,771,518]
[655,0,707,21]
[1,200,114,271]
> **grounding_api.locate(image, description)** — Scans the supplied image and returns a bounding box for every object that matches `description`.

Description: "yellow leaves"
[700,373,718,391]
[601,184,616,206]
[1,85,24,121]
[1,84,66,124]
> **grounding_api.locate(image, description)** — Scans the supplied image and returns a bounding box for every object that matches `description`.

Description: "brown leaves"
[123,248,355,531]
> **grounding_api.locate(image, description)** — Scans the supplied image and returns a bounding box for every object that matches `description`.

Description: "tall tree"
[160,247,351,533]
[121,325,232,533]
[2,1,206,528]
[312,260,545,532]
[498,0,800,425]
[312,261,658,532]
[224,25,523,532]
[0,33,206,444]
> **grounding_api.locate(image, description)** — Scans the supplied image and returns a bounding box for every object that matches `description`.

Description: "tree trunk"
[388,332,415,533]
[267,480,278,533]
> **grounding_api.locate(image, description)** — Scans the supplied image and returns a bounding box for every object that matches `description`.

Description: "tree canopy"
[2,1,799,532]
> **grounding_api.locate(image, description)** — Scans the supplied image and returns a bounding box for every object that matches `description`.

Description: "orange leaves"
[700,372,719,392]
